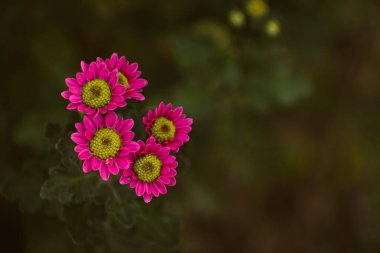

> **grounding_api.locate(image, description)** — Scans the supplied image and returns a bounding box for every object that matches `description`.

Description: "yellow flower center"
[247,0,268,18]
[266,20,281,37]
[151,117,176,142]
[82,79,112,109]
[133,154,162,182]
[117,72,130,90]
[89,128,122,160]
[228,9,245,28]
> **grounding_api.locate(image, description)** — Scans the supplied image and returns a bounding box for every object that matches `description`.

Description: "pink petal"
[117,101,127,108]
[82,159,92,173]
[122,169,133,177]
[156,148,170,158]
[146,137,156,146]
[115,158,128,170]
[71,133,87,145]
[157,102,165,115]
[159,176,170,184]
[127,71,140,81]
[69,86,81,95]
[78,104,87,112]
[61,91,71,99]
[108,70,118,85]
[107,102,117,111]
[91,157,102,170]
[89,62,98,73]
[110,53,118,69]
[94,115,104,128]
[160,166,171,175]
[122,119,134,132]
[130,179,137,188]
[164,103,173,114]
[115,119,124,131]
[151,183,159,197]
[143,193,153,203]
[75,123,85,133]
[117,56,127,69]
[98,62,106,70]
[99,163,110,181]
[168,177,176,186]
[112,95,124,103]
[133,79,148,89]
[169,161,178,169]
[154,181,167,194]
[84,130,94,140]
[86,70,96,82]
[67,103,78,110]
[135,181,145,196]
[121,132,134,142]
[171,145,180,153]
[97,57,104,64]
[108,163,119,175]
[172,106,183,118]
[78,150,92,160]
[163,155,176,164]
[69,95,82,103]
[80,61,89,72]
[165,169,177,177]
[145,144,153,153]
[128,141,140,152]
[90,108,99,116]
[145,183,152,195]
[105,112,117,127]
[118,147,131,157]
[185,118,193,125]
[99,68,109,80]
[119,176,130,185]
[126,92,145,101]
[113,85,126,95]
[74,145,87,152]
[83,116,96,131]
[65,78,79,88]
[126,63,138,73]
[76,73,87,85]
[99,107,107,114]
[126,142,139,152]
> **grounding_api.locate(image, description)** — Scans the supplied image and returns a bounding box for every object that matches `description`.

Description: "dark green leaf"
[40,166,99,205]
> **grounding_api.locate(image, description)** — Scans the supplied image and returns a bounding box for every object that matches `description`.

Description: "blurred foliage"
[1,0,380,253]
[3,117,180,252]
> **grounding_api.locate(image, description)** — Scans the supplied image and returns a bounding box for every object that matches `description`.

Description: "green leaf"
[169,33,217,72]
[136,212,181,252]
[63,203,106,247]
[40,165,99,205]
[105,185,139,230]
[245,64,312,111]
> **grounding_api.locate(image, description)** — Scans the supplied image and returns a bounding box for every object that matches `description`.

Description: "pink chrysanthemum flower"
[119,137,178,203]
[143,102,193,152]
[70,112,139,181]
[61,61,127,116]
[97,53,148,101]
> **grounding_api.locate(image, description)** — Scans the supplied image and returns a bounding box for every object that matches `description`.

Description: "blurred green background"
[1,0,380,252]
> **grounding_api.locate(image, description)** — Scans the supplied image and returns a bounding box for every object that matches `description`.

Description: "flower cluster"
[227,0,281,38]
[62,53,192,203]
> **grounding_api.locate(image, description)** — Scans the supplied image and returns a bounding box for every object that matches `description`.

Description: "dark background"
[1,0,380,252]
